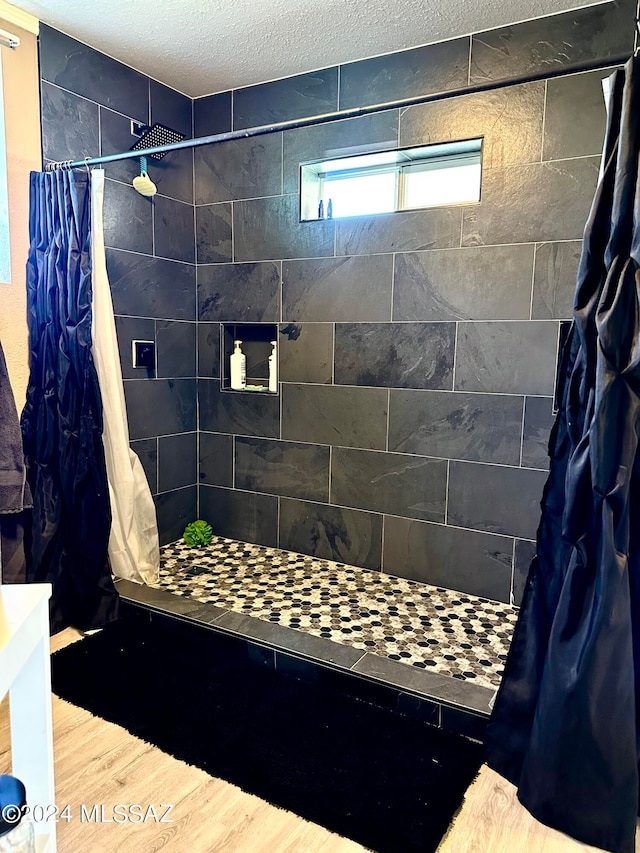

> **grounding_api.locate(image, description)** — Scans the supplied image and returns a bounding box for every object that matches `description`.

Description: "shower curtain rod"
[48,52,630,171]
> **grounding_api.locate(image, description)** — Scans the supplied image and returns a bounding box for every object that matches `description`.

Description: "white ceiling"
[10,0,610,97]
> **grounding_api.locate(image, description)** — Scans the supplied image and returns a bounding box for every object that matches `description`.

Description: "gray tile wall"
[38,1,634,592]
[39,24,197,545]
[193,3,629,603]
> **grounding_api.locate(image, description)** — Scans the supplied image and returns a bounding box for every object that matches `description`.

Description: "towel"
[0,340,31,514]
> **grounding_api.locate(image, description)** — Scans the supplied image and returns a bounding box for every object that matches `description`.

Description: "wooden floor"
[0,627,634,852]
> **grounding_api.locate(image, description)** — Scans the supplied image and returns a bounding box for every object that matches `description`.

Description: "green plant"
[183,519,213,548]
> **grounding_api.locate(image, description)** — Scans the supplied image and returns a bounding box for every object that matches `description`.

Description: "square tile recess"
[151,536,518,691]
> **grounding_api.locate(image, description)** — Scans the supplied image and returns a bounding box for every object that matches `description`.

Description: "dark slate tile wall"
[40,0,627,591]
[39,25,197,545]
[193,3,622,603]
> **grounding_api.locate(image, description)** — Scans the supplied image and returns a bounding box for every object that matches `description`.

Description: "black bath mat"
[51,614,482,853]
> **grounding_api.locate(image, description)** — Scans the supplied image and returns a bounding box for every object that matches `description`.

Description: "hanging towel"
[0,341,30,514]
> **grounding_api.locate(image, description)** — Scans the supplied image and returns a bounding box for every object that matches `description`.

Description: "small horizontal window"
[300,138,482,222]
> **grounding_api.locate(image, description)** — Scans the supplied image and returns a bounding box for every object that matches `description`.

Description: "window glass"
[300,138,482,222]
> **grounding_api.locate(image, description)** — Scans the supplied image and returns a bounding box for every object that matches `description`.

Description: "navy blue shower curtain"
[21,170,119,633]
[486,58,640,853]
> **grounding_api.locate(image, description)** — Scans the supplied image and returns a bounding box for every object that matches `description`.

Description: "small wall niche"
[221,323,278,394]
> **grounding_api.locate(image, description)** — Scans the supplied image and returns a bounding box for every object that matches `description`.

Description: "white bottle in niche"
[268,340,277,392]
[230,340,246,390]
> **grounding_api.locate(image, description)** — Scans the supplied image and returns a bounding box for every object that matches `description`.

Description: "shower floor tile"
[150,536,518,692]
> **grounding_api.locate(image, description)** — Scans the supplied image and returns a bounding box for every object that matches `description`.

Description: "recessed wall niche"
[221,323,278,393]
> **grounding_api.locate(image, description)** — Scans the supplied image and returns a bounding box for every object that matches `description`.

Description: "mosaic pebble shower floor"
[153,536,518,691]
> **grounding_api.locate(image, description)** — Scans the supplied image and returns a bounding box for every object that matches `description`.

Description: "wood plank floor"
[0,628,634,852]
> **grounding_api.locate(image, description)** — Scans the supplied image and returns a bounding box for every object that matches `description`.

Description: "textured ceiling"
[10,0,610,97]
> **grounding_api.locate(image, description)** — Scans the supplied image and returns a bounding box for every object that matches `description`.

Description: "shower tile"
[115,316,156,379]
[352,655,494,715]
[470,3,632,85]
[106,249,196,321]
[103,179,153,255]
[197,323,221,378]
[334,322,455,390]
[234,195,334,262]
[462,158,600,247]
[279,498,383,571]
[39,24,149,120]
[41,82,99,164]
[278,324,333,385]
[154,196,195,263]
[454,321,558,396]
[543,69,611,162]
[194,92,232,137]
[150,534,519,690]
[152,149,194,206]
[215,611,365,669]
[158,432,197,491]
[156,320,197,378]
[383,516,513,602]
[388,389,523,466]
[335,207,461,256]
[198,262,280,322]
[198,379,280,438]
[339,39,469,110]
[150,80,193,139]
[282,111,398,194]
[282,256,393,323]
[513,539,537,605]
[199,432,233,488]
[235,437,330,502]
[196,204,233,264]
[117,579,229,623]
[532,242,581,320]
[331,448,447,523]
[199,486,278,547]
[399,82,544,169]
[124,378,196,440]
[154,486,197,546]
[233,68,338,130]
[393,246,534,321]
[522,396,554,470]
[441,707,488,741]
[130,438,158,494]
[282,384,387,450]
[100,108,144,186]
[447,461,546,540]
[195,133,282,203]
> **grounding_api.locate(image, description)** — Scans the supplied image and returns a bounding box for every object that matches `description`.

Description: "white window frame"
[300,138,483,222]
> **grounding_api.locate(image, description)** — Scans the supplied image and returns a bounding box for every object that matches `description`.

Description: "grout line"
[385,388,391,452]
[328,445,333,504]
[389,253,396,320]
[331,323,336,384]
[276,495,281,548]
[529,244,537,321]
[519,396,527,467]
[280,132,284,195]
[451,323,459,391]
[336,65,341,112]
[230,435,238,490]
[231,200,235,263]
[541,80,548,163]
[155,436,159,496]
[230,89,234,133]
[444,459,451,524]
[380,514,386,572]
[510,538,517,606]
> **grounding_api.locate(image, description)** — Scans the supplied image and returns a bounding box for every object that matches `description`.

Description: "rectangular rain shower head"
[130,122,186,160]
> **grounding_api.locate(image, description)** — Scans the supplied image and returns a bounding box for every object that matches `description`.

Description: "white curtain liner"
[90,168,159,584]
